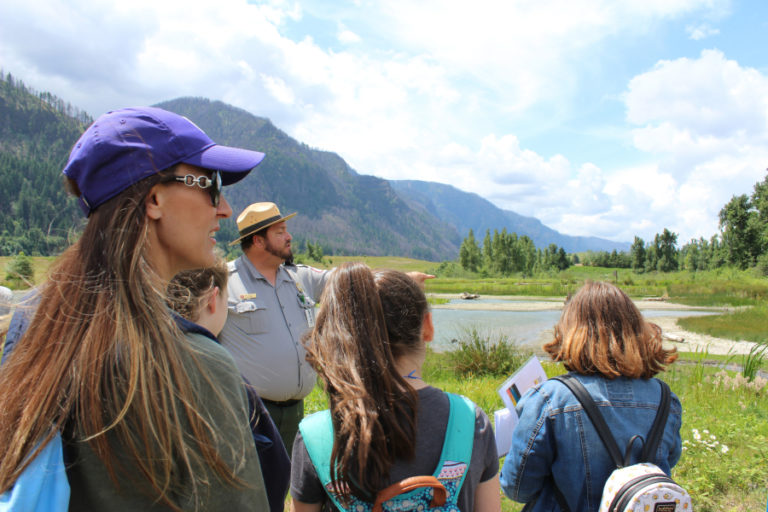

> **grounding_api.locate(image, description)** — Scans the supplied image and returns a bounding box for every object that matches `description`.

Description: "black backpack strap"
[552,374,624,468]
[639,379,671,463]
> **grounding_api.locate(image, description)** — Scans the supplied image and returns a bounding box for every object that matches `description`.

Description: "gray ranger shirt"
[219,256,329,402]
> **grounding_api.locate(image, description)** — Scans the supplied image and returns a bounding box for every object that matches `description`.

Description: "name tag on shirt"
[235,301,259,314]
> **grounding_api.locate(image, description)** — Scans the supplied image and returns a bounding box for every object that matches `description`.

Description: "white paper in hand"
[493,408,517,457]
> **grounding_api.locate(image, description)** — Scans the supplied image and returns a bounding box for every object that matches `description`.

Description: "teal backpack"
[299,392,476,512]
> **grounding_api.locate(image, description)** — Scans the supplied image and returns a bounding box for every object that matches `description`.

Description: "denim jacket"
[500,373,682,512]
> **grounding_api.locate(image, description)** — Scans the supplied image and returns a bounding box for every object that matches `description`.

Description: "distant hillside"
[155,98,461,260]
[0,73,90,256]
[390,180,630,253]
[0,71,629,260]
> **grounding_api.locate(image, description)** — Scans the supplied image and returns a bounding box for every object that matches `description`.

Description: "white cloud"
[0,0,755,247]
[686,23,720,40]
[337,26,361,45]
[261,74,296,105]
[622,49,768,241]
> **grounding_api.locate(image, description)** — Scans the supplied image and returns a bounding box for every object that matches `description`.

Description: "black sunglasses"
[161,171,222,207]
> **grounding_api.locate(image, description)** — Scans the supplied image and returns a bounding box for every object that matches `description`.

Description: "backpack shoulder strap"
[639,379,671,463]
[434,393,476,497]
[298,410,351,511]
[552,374,624,468]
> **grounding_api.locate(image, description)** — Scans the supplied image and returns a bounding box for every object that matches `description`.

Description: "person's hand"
[406,272,436,290]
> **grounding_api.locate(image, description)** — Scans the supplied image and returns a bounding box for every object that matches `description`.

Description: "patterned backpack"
[553,374,692,512]
[299,392,476,512]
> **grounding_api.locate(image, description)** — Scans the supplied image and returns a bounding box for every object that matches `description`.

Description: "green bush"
[4,252,33,286]
[447,327,532,378]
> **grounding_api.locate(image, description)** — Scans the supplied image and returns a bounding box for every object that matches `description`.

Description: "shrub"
[4,252,33,286]
[447,327,531,378]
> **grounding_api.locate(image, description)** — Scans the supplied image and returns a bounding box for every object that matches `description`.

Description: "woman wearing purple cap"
[0,107,270,510]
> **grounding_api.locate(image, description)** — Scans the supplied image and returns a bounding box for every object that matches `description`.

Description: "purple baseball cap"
[63,106,265,215]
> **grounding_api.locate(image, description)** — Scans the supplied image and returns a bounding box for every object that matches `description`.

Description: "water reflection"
[430,299,716,351]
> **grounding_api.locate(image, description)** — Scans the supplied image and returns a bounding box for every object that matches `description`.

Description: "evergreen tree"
[655,228,679,272]
[630,236,646,272]
[459,229,481,272]
[719,194,759,269]
[482,229,493,271]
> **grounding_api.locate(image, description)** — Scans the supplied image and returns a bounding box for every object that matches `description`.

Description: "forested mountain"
[155,98,461,260]
[0,73,91,256]
[391,180,630,253]
[1,72,629,260]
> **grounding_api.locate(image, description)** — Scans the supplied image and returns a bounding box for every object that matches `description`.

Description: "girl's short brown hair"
[543,281,677,379]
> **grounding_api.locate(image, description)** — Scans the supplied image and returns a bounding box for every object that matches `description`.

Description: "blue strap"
[437,393,476,492]
[0,431,70,511]
[299,409,344,509]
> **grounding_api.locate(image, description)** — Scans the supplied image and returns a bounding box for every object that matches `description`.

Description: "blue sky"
[1,0,767,245]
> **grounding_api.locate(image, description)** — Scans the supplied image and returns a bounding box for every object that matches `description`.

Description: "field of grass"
[678,304,768,343]
[304,348,768,512]
[0,255,57,289]
[296,255,438,274]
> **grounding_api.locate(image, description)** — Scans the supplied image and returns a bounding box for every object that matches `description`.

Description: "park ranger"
[219,202,329,454]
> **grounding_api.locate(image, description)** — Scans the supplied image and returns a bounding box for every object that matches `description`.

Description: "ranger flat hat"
[230,202,297,246]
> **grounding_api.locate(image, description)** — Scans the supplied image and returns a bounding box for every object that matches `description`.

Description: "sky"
[1,0,768,245]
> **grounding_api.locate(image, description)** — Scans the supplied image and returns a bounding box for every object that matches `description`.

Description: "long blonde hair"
[0,174,243,509]
[303,263,426,502]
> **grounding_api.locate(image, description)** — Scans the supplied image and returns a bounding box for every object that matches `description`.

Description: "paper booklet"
[494,355,547,457]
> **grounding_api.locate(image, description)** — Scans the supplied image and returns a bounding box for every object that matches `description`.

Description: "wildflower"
[721,445,729,454]
[693,431,701,441]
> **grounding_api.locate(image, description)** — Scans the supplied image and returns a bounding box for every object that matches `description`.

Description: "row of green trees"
[459,228,570,275]
[582,228,680,272]
[509,170,768,275]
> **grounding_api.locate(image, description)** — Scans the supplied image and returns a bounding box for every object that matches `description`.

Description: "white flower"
[710,434,717,440]
[703,429,709,434]
[693,431,702,441]
[721,445,729,454]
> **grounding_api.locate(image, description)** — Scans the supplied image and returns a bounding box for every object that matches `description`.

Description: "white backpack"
[553,374,692,512]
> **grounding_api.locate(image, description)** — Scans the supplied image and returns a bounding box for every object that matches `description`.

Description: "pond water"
[430,299,717,352]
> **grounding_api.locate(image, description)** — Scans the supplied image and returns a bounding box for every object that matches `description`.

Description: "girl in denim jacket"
[500,281,683,511]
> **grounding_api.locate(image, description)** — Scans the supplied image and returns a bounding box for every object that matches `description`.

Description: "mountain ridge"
[1,74,630,259]
[390,180,630,253]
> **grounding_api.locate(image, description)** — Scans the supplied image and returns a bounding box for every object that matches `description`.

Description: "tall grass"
[446,327,532,378]
[741,344,768,381]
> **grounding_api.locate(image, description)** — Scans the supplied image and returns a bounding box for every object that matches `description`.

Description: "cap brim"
[183,144,265,185]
